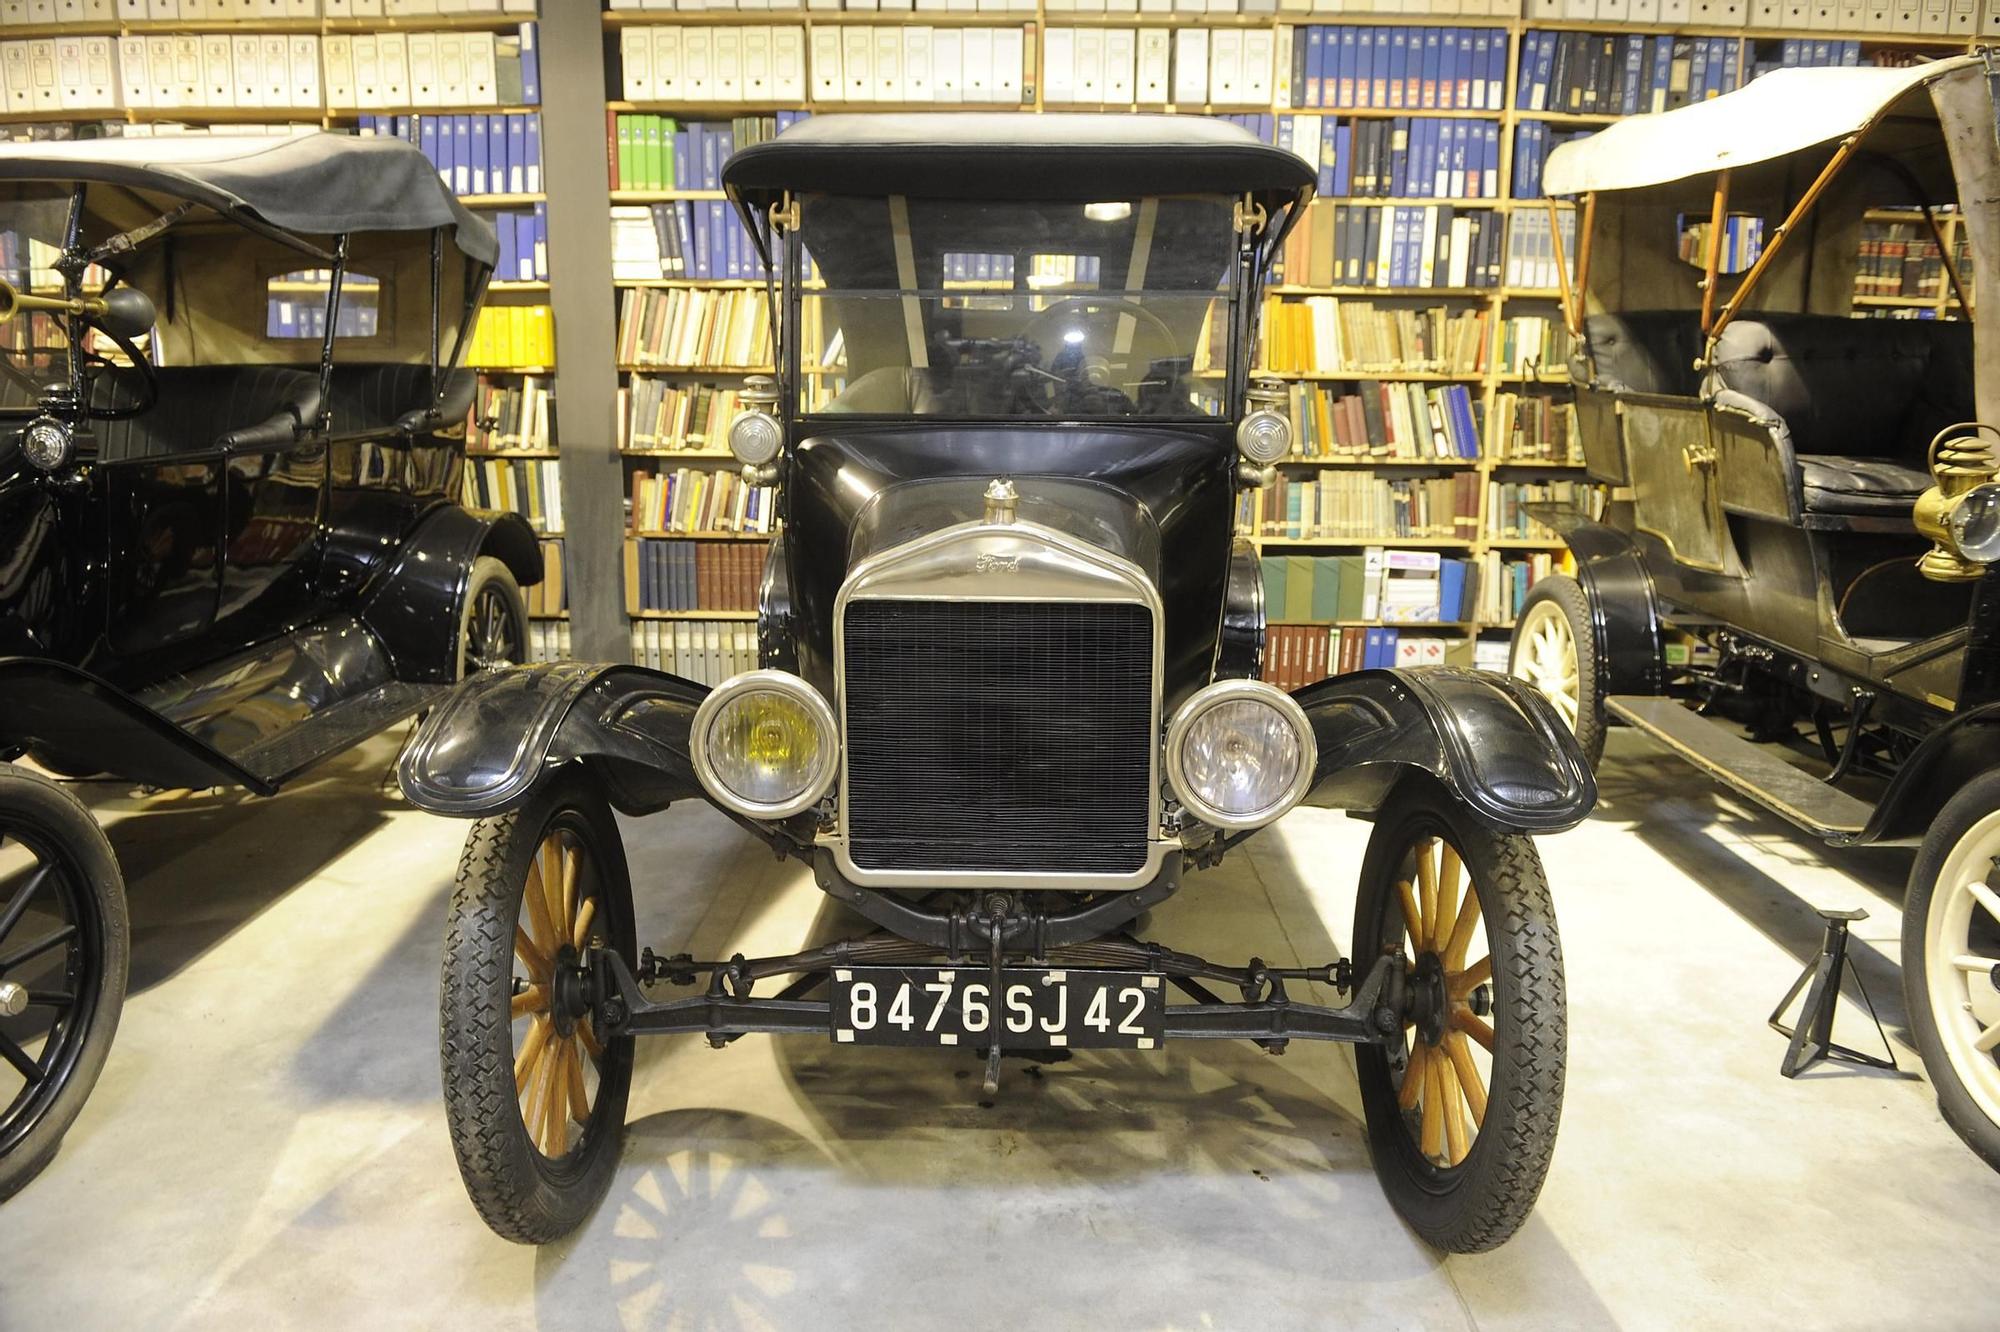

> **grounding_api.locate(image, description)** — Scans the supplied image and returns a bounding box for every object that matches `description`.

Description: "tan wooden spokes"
[1393,834,1493,1169]
[510,829,605,1159]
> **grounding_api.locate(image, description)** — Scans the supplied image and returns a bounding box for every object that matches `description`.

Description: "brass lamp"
[1915,423,2000,582]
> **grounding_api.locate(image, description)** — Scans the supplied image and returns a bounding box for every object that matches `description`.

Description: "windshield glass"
[795,194,1237,421]
[0,186,78,405]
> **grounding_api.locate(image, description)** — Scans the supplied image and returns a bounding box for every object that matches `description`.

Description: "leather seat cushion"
[1797,455,1931,516]
[89,365,322,462]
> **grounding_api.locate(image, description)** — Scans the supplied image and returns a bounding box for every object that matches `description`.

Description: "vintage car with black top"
[0,133,540,1198]
[400,115,1596,1249]
[1508,58,2000,1169]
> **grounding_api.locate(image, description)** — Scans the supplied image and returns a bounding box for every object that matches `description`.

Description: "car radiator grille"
[842,599,1154,875]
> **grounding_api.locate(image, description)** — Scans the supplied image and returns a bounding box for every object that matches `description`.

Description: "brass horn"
[0,277,106,323]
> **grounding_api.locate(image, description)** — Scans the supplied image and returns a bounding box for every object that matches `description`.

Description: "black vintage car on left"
[0,133,542,1198]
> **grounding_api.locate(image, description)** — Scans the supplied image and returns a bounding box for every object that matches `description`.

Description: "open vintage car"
[0,134,542,1197]
[400,115,1595,1249]
[1506,58,2000,1167]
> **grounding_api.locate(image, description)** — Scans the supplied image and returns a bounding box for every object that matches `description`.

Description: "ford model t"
[0,134,541,1197]
[401,115,1594,1249]
[1507,58,2000,1167]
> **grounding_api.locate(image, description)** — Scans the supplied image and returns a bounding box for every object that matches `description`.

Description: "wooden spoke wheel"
[0,766,127,1202]
[1354,776,1566,1254]
[1904,772,2000,1169]
[440,775,636,1244]
[457,556,529,680]
[1508,574,1605,768]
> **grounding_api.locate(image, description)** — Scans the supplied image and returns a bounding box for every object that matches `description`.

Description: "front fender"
[1296,667,1596,834]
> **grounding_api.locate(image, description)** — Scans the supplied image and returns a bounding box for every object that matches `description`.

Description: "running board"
[1605,696,1874,840]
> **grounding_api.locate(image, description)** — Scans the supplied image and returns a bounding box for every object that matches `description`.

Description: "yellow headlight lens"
[705,689,826,809]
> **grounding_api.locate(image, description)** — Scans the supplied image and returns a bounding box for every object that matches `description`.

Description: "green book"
[1261,557,1286,618]
[1311,556,1342,623]
[660,117,678,194]
[1284,556,1316,624]
[644,116,666,193]
[1336,555,1367,621]
[616,114,636,192]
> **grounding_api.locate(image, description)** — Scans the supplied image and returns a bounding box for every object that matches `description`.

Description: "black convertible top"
[0,132,497,265]
[723,113,1317,203]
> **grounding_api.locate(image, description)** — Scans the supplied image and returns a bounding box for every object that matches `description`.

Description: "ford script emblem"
[973,553,1021,574]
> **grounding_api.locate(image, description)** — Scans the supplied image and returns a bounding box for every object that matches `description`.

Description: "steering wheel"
[1014,295,1182,416]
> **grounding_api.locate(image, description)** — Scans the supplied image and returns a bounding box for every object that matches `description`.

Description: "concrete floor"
[5,727,1998,1330]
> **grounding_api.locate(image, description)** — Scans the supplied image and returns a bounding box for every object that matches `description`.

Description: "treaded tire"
[1902,771,2000,1171]
[439,774,636,1243]
[0,766,127,1202]
[1508,573,1606,769]
[456,555,530,680]
[1354,774,1566,1253]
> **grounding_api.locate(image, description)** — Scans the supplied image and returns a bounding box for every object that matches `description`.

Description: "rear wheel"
[440,776,635,1243]
[458,555,529,679]
[1508,574,1605,768]
[1353,776,1566,1252]
[1904,772,2000,1169]
[0,766,127,1201]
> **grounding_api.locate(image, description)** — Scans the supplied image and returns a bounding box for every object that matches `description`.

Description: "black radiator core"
[842,598,1154,875]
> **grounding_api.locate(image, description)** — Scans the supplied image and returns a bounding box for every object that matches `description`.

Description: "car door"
[1621,394,1729,573]
[211,439,329,647]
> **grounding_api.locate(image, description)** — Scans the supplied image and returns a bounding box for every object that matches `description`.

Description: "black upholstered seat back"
[87,365,322,462]
[1577,311,1706,396]
[1707,314,1973,460]
[322,362,461,435]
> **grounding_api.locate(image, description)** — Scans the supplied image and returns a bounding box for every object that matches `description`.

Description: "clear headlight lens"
[729,410,782,467]
[692,671,837,819]
[1950,483,2000,563]
[1235,408,1292,465]
[20,417,71,472]
[1166,681,1316,830]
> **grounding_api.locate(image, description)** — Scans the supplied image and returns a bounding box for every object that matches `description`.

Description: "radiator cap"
[983,477,1019,524]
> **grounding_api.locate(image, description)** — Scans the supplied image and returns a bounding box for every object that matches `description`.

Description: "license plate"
[830,966,1165,1050]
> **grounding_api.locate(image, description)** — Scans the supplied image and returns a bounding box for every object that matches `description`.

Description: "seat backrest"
[1707,313,1974,459]
[88,365,322,462]
[1577,311,1706,397]
[322,362,460,435]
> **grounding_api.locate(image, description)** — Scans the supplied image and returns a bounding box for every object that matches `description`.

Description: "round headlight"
[20,416,72,472]
[729,410,782,467]
[1165,679,1316,830]
[1949,482,2000,564]
[1235,408,1292,465]
[691,670,837,820]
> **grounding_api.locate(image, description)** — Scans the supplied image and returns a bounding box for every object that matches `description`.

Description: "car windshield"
[795,194,1238,421]
[0,186,79,404]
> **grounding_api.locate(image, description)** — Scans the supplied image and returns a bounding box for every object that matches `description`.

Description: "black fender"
[0,657,271,794]
[397,661,822,850]
[1842,700,2000,847]
[1535,510,1666,697]
[1214,535,1264,681]
[361,505,542,684]
[1295,666,1596,834]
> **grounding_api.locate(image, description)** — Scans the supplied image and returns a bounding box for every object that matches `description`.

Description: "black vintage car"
[400,115,1595,1250]
[0,134,542,1197]
[1507,59,2000,1167]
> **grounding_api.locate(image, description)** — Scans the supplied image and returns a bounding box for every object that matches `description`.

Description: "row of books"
[1473,548,1564,624]
[1856,220,1959,300]
[1516,29,1742,117]
[1676,211,1765,275]
[1264,549,1480,625]
[0,25,539,114]
[617,378,746,453]
[1277,203,1509,291]
[490,208,548,285]
[1289,25,1508,111]
[527,621,569,665]
[466,373,554,453]
[1282,380,1485,460]
[4,1,535,17]
[628,466,779,535]
[1525,0,1978,33]
[1264,624,1455,690]
[609,201,766,283]
[1509,122,1591,200]
[1260,298,1492,374]
[1485,478,1600,536]
[464,304,554,369]
[1042,28,1278,106]
[1750,39,1871,78]
[355,112,543,199]
[1490,391,1580,461]
[1285,116,1507,201]
[626,538,768,614]
[608,112,804,193]
[527,538,565,618]
[461,457,562,532]
[615,287,772,371]
[605,1,1514,12]
[631,620,758,688]
[616,25,1042,107]
[1499,209,1575,292]
[1495,315,1571,375]
[267,272,378,339]
[1236,471,1483,539]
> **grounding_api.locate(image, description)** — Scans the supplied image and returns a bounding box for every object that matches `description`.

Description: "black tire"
[457,555,530,680]
[1507,574,1606,769]
[440,774,636,1243]
[1902,771,2000,1170]
[1353,774,1566,1253]
[0,766,128,1202]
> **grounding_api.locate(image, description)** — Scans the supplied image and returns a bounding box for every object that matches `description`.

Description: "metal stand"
[1767,907,1898,1077]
